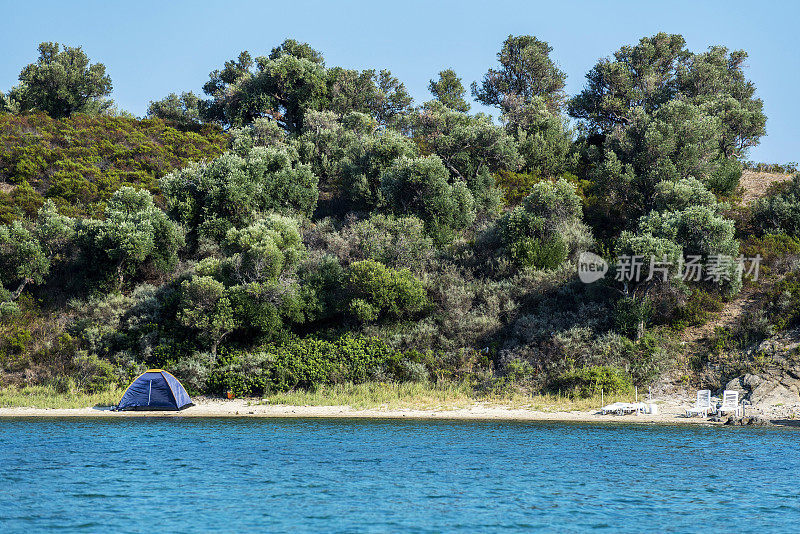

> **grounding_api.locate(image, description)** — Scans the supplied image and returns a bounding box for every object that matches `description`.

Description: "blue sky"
[2,0,798,163]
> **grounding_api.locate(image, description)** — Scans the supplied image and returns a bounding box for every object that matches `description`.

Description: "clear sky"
[2,0,798,163]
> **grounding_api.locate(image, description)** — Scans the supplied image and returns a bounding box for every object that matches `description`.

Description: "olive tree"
[428,69,470,112]
[0,201,75,317]
[6,42,113,118]
[78,187,184,286]
[380,155,475,242]
[161,146,319,243]
[147,92,202,127]
[472,35,566,113]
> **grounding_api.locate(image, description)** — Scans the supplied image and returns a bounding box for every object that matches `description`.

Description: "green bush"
[740,233,800,274]
[508,236,568,269]
[161,147,318,243]
[206,335,406,395]
[551,365,633,398]
[767,271,800,331]
[670,290,724,330]
[614,297,654,339]
[494,178,588,269]
[752,174,800,237]
[346,260,427,322]
[380,155,475,243]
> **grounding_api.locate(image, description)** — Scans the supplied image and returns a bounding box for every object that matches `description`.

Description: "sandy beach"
[2,397,796,426]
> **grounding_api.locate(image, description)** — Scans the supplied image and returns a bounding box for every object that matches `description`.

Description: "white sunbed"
[686,389,714,417]
[601,402,647,415]
[717,390,741,417]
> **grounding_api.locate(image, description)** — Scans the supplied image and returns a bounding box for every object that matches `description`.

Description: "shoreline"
[0,399,791,426]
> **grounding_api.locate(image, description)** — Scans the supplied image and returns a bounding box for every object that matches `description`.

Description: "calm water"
[1,418,798,532]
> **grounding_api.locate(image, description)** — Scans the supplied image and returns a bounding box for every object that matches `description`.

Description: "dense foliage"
[1,35,789,400]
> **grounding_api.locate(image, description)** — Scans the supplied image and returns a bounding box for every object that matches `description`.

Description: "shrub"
[669,289,724,330]
[205,335,406,395]
[494,170,543,205]
[767,270,800,331]
[508,236,568,270]
[346,260,427,322]
[77,187,184,286]
[494,178,589,268]
[348,214,433,272]
[752,174,800,237]
[380,155,475,243]
[551,365,632,398]
[614,297,654,339]
[740,233,800,275]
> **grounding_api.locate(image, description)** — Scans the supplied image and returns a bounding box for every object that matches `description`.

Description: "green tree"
[161,146,319,243]
[222,215,305,284]
[78,187,184,286]
[428,69,470,112]
[201,42,328,132]
[569,33,690,132]
[502,95,574,176]
[380,155,475,242]
[472,35,566,113]
[178,275,235,359]
[414,100,520,182]
[570,34,765,240]
[494,178,590,269]
[328,68,413,128]
[7,42,113,118]
[147,92,202,127]
[0,200,75,314]
[752,174,800,237]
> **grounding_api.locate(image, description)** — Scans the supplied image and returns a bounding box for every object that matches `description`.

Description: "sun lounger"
[717,390,741,417]
[601,402,647,415]
[685,389,714,417]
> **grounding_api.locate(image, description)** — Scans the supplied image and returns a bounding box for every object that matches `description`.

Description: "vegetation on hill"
[1,35,796,401]
[0,114,228,219]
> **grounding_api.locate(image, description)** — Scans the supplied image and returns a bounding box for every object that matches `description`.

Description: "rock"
[748,416,771,427]
[725,373,800,405]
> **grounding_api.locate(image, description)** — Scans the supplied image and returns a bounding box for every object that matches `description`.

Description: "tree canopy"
[4,42,113,118]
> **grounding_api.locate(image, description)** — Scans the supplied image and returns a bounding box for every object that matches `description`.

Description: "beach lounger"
[685,389,714,417]
[717,390,741,417]
[601,402,647,415]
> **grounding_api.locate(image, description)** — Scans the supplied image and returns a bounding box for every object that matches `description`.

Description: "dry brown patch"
[740,170,793,204]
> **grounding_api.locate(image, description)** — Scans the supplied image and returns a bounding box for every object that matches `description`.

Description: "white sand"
[0,396,785,424]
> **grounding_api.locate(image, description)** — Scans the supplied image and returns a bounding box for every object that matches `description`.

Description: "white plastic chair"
[686,389,714,417]
[717,390,741,417]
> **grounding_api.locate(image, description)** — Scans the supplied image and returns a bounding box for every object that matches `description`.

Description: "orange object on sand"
[227,390,234,400]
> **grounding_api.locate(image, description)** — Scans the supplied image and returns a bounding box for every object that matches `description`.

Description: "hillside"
[0,113,228,219]
[1,34,799,407]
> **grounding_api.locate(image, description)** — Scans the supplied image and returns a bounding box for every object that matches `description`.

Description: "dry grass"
[0,382,648,412]
[259,382,643,412]
[740,170,793,204]
[0,386,122,409]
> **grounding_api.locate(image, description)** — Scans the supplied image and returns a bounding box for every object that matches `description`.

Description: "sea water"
[1,417,798,532]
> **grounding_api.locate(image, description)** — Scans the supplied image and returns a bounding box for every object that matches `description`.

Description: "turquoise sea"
[0,418,798,532]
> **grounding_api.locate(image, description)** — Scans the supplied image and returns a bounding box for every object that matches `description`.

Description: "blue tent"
[116,369,194,411]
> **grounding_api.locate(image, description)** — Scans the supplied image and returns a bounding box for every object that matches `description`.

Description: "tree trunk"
[11,277,31,301]
[636,319,645,341]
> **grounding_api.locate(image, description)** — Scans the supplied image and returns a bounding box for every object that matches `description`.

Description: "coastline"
[0,398,791,426]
